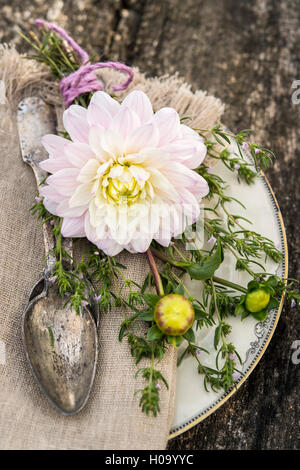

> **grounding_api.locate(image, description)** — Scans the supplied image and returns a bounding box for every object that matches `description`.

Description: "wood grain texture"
[1,0,299,450]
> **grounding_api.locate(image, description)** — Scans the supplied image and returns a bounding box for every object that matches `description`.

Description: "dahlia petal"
[97,161,111,177]
[162,163,207,195]
[87,91,120,126]
[88,198,103,228]
[180,123,203,140]
[114,206,139,245]
[104,204,118,232]
[77,159,99,183]
[154,232,172,248]
[87,101,113,128]
[101,129,124,157]
[39,184,66,203]
[39,157,73,173]
[89,125,107,159]
[183,143,207,168]
[43,198,60,215]
[123,243,138,254]
[41,134,68,158]
[69,183,94,207]
[122,152,148,165]
[149,168,180,202]
[109,106,140,139]
[64,142,96,168]
[179,186,200,205]
[95,237,123,256]
[125,122,159,154]
[56,199,87,217]
[129,165,150,185]
[153,107,181,146]
[46,168,80,196]
[108,165,123,178]
[111,224,131,247]
[61,215,86,238]
[129,235,152,253]
[148,205,160,234]
[105,241,124,256]
[84,211,98,243]
[121,90,153,124]
[167,166,209,199]
[131,148,172,168]
[169,205,185,236]
[95,219,108,240]
[178,188,201,222]
[191,173,209,198]
[161,139,207,168]
[164,139,195,155]
[152,204,175,244]
[63,105,90,143]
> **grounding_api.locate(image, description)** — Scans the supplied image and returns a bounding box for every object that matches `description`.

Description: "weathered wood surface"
[1,0,299,450]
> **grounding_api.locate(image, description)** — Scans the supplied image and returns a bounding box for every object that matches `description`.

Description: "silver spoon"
[17,97,98,415]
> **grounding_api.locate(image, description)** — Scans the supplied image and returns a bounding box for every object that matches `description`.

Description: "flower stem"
[146,248,164,297]
[212,276,247,293]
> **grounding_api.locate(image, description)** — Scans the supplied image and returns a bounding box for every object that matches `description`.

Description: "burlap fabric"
[0,45,224,450]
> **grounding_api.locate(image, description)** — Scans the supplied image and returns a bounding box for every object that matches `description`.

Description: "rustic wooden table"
[2,0,299,450]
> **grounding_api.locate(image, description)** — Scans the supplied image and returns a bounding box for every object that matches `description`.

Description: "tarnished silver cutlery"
[17,97,98,415]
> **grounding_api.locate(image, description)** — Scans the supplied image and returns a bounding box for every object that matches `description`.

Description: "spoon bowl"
[23,280,98,415]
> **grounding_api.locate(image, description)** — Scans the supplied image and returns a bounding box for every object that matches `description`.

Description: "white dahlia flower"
[40,90,209,255]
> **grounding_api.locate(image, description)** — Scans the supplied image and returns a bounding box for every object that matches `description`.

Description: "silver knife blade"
[17,97,56,185]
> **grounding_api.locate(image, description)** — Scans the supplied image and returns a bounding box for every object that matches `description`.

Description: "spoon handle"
[17,97,73,277]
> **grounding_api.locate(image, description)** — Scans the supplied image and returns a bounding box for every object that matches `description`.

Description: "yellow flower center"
[100,162,150,205]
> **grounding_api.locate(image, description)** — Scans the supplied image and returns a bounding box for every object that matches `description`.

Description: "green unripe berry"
[245,288,270,313]
[154,294,194,336]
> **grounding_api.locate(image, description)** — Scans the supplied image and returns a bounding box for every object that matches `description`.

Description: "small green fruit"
[245,288,270,313]
[154,294,195,336]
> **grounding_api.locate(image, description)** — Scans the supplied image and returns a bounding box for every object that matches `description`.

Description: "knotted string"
[35,19,134,108]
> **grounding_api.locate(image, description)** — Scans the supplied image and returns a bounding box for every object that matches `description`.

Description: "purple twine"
[35,19,134,108]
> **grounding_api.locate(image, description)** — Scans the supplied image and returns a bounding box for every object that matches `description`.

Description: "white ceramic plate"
[169,144,288,438]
